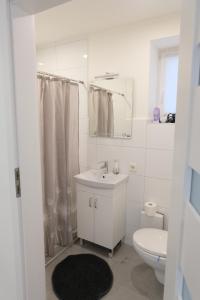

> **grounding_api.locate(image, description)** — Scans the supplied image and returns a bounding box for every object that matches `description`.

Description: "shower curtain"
[38,77,79,257]
[89,87,114,137]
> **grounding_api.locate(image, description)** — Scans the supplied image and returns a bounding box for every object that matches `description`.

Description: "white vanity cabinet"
[75,178,128,255]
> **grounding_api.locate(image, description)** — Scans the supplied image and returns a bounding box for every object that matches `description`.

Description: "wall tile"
[88,136,97,145]
[96,137,122,147]
[125,175,145,245]
[96,145,145,176]
[87,143,97,169]
[146,123,175,150]
[54,67,87,81]
[79,164,88,173]
[144,177,171,210]
[56,40,87,70]
[120,147,145,176]
[145,149,174,179]
[79,134,88,166]
[37,47,57,72]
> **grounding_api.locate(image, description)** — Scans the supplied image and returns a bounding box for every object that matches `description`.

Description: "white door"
[77,190,94,242]
[0,1,25,299]
[94,195,113,249]
[164,1,200,300]
[12,14,46,300]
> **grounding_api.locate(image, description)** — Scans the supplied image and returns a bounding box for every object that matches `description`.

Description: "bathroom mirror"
[88,77,133,139]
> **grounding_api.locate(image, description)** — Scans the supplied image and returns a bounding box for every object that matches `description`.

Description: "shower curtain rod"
[90,83,125,97]
[90,83,132,109]
[37,71,85,85]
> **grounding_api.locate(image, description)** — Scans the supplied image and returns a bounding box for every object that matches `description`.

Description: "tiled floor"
[46,241,164,300]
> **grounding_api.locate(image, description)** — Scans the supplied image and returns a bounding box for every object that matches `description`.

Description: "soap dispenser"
[113,160,120,175]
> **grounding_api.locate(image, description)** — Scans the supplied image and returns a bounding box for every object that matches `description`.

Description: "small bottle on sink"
[113,160,120,175]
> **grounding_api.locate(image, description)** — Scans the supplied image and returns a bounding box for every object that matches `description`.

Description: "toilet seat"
[133,228,168,258]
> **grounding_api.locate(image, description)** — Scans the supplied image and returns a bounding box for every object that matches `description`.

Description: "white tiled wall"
[145,149,174,179]
[146,123,175,150]
[37,40,88,172]
[144,177,172,212]
[88,122,175,244]
[144,123,175,229]
[125,174,145,245]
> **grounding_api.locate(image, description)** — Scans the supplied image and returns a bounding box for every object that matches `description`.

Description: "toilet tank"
[140,211,163,229]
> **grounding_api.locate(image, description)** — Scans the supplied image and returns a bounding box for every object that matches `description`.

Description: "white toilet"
[133,211,168,285]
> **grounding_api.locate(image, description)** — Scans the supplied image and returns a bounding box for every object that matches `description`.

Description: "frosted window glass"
[182,278,192,300]
[163,55,179,113]
[190,169,200,215]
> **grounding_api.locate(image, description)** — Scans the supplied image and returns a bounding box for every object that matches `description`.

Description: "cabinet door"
[77,190,94,242]
[94,195,113,249]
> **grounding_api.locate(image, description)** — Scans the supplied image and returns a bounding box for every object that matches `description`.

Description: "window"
[157,48,179,114]
[190,169,200,215]
[182,277,192,300]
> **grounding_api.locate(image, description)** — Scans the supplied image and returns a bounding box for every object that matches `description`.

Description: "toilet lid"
[133,228,168,258]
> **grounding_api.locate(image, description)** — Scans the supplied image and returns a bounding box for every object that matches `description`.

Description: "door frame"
[3,0,199,299]
[0,1,25,299]
[164,0,198,299]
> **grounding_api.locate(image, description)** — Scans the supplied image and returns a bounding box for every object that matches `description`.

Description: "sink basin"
[74,170,129,189]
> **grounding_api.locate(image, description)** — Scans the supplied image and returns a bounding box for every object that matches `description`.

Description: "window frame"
[157,47,179,116]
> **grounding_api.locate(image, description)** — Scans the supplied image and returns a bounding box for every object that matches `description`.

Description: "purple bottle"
[153,107,160,123]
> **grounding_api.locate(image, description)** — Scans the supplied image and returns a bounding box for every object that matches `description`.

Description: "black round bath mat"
[52,254,113,300]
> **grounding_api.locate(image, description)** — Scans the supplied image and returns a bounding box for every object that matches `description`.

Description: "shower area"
[36,40,89,264]
[38,71,82,264]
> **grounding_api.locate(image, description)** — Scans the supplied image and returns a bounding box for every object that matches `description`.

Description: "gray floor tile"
[46,242,164,300]
[103,285,148,300]
[129,263,164,300]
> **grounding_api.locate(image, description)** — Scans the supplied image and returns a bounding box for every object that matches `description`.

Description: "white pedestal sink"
[74,169,128,189]
[74,170,129,257]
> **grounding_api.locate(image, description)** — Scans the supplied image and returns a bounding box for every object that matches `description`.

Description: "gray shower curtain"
[38,76,79,257]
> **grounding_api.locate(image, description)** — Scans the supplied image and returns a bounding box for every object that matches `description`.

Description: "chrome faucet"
[104,161,109,174]
[98,160,109,174]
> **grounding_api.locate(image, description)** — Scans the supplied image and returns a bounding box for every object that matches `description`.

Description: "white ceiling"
[35,0,181,47]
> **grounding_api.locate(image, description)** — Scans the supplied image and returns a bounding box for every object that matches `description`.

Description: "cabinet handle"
[94,198,98,209]
[89,197,93,208]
